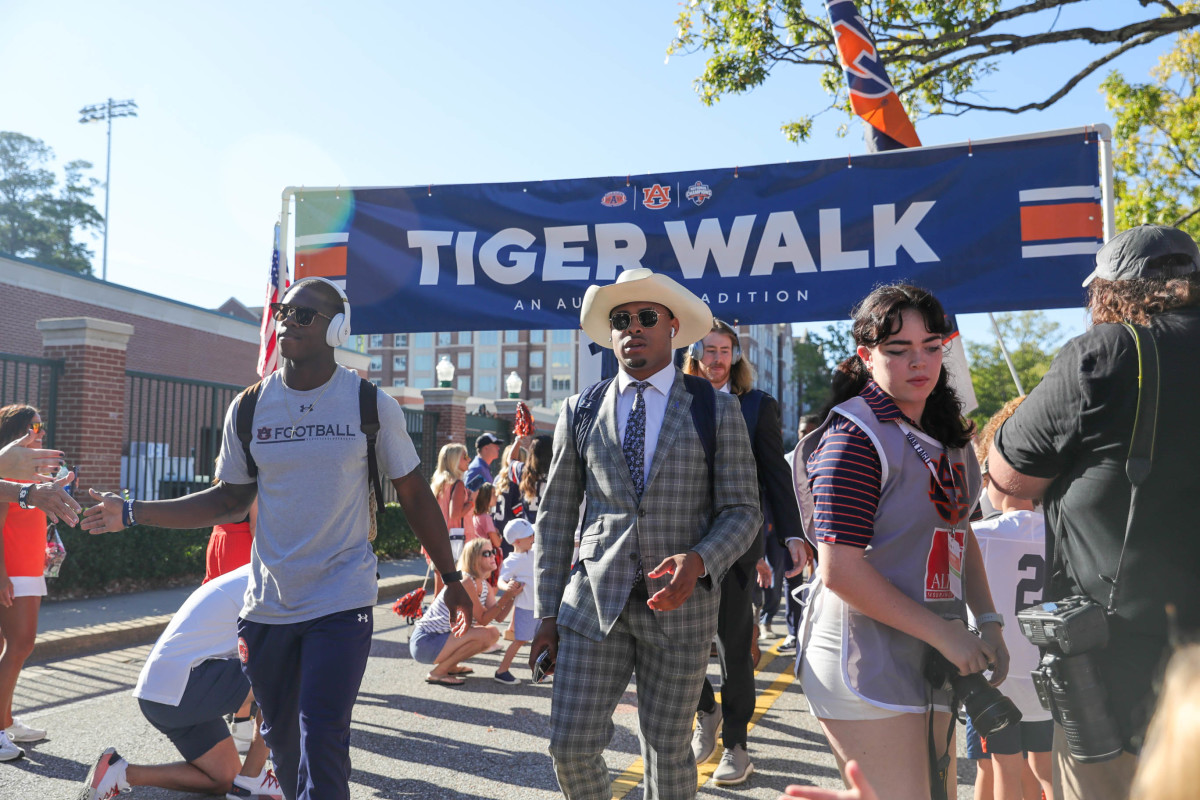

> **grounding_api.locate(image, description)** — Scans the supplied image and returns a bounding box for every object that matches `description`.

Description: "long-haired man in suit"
[529,269,761,800]
[681,319,808,786]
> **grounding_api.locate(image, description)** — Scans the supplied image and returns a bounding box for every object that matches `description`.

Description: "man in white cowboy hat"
[529,268,761,800]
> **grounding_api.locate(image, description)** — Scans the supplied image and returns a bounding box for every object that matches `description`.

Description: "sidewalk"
[30,555,431,663]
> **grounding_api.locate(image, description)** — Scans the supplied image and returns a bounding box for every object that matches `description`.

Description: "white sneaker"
[226,767,283,799]
[229,717,254,755]
[712,743,754,785]
[0,731,24,762]
[691,704,723,764]
[6,717,47,742]
[77,747,129,799]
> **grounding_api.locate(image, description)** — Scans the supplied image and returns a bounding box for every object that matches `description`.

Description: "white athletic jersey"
[968,510,1050,721]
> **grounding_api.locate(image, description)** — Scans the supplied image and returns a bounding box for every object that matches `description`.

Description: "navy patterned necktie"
[622,381,650,498]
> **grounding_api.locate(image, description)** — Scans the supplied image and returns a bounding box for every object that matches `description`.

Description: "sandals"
[448,667,474,676]
[425,674,465,686]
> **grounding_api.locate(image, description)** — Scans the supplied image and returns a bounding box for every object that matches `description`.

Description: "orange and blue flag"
[827,0,921,152]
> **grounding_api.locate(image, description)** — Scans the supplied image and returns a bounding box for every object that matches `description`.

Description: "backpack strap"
[359,378,384,542]
[572,377,616,465]
[235,380,266,479]
[681,374,717,491]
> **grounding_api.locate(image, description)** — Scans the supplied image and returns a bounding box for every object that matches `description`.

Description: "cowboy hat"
[579,268,713,349]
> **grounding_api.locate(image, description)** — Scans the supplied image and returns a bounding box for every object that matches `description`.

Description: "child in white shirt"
[494,519,535,685]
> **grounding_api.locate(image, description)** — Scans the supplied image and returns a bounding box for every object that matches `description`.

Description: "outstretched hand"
[780,760,879,800]
[81,488,126,534]
[29,472,82,526]
[645,551,705,612]
[0,430,64,481]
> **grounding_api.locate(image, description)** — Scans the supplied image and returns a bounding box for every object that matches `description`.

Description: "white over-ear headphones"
[688,319,742,364]
[296,276,352,348]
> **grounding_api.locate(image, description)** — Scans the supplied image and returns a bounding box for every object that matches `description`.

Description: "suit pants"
[550,595,710,800]
[759,536,803,637]
[697,564,756,748]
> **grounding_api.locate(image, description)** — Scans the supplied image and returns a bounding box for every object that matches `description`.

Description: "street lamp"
[506,371,523,399]
[79,98,138,281]
[435,355,455,388]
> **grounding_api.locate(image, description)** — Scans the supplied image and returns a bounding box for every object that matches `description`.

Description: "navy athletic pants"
[238,606,374,800]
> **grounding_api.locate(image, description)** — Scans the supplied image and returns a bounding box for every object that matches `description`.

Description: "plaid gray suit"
[535,369,761,799]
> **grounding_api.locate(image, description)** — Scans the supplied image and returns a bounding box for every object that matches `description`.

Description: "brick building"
[0,254,368,495]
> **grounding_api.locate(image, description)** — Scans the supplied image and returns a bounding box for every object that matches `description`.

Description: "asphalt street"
[7,602,979,799]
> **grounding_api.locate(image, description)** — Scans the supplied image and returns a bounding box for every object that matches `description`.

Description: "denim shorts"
[409,627,450,665]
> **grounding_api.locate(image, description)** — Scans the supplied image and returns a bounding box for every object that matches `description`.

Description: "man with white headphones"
[83,277,471,800]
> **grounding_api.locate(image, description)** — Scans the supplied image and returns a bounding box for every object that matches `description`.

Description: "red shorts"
[204,521,253,582]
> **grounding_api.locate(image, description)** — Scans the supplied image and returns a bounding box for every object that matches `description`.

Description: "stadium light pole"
[79,98,138,281]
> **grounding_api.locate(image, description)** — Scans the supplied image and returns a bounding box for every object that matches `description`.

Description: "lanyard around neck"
[895,421,960,522]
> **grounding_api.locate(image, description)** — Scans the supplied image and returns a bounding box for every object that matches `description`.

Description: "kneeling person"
[79,565,280,800]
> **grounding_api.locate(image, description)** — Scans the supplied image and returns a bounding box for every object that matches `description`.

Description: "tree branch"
[910,31,1171,114]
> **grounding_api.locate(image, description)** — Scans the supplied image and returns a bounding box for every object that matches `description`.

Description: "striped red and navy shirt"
[806,381,913,549]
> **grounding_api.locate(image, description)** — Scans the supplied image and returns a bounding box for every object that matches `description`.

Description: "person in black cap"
[466,433,503,490]
[989,224,1200,800]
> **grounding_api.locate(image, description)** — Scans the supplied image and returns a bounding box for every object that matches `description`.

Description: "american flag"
[257,223,290,377]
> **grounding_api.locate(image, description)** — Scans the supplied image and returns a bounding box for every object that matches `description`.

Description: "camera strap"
[1101,323,1160,613]
[926,692,957,800]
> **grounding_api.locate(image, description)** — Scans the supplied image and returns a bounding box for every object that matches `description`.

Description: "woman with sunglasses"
[410,537,515,686]
[792,285,1008,800]
[0,405,55,761]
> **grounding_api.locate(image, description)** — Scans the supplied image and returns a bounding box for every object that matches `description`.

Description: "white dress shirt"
[615,364,675,488]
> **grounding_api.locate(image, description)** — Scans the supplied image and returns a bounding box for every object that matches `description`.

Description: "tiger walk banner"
[284,126,1112,335]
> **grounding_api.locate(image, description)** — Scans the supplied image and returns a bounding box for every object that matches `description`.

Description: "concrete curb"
[29,574,427,664]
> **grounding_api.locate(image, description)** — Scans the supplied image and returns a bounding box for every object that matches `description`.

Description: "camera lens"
[953,673,1023,736]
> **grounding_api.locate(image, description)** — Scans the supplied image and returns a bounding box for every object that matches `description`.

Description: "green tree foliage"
[1103,20,1200,238]
[667,1,1199,143]
[965,311,1062,429]
[0,131,103,275]
[793,322,854,413]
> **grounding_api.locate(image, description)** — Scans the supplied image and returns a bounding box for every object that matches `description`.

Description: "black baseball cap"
[475,432,503,450]
[1082,224,1200,287]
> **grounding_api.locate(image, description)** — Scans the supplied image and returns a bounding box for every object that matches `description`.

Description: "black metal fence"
[378,406,440,504]
[124,371,243,499]
[0,353,62,447]
[466,413,512,455]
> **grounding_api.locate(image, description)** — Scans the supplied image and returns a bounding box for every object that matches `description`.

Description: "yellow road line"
[610,640,798,799]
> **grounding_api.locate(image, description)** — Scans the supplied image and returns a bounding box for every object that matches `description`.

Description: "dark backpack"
[572,373,717,489]
[233,376,385,538]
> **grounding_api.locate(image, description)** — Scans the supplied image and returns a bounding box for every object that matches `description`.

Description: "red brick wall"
[45,341,127,493]
[1,283,259,385]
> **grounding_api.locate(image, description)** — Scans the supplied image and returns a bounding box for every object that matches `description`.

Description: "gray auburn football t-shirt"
[215,366,419,624]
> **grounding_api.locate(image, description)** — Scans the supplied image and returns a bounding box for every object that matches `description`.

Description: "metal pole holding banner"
[988,312,1026,396]
[279,187,296,275]
[1095,123,1116,243]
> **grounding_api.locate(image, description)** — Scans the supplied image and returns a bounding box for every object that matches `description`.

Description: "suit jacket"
[534,369,761,645]
[734,390,805,575]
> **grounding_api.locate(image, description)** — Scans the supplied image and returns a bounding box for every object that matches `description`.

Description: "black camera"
[1018,597,1124,763]
[924,647,1021,737]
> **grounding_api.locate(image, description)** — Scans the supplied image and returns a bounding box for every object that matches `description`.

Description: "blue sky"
[1,1,1175,347]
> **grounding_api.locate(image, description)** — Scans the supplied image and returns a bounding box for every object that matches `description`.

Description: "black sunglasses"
[480,549,496,557]
[609,309,668,331]
[270,303,333,327]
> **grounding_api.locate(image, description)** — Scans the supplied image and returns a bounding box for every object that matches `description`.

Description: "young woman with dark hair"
[793,284,1009,800]
[0,405,53,760]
